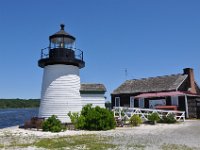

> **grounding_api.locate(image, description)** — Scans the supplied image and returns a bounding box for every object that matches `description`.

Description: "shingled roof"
[80,83,106,92]
[112,74,188,94]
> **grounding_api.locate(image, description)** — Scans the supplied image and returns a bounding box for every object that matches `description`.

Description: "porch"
[113,91,200,118]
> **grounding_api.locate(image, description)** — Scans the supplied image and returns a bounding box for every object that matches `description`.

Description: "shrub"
[42,115,65,132]
[148,112,160,124]
[130,115,142,126]
[68,112,85,129]
[160,113,176,123]
[68,104,116,130]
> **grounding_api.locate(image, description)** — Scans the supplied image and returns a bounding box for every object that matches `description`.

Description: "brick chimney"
[183,68,196,94]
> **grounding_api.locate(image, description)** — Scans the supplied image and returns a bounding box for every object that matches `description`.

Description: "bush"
[148,112,160,124]
[130,115,142,126]
[160,113,176,123]
[42,115,65,132]
[68,112,85,129]
[68,104,116,130]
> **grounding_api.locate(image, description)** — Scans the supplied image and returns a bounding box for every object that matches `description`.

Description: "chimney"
[183,68,196,94]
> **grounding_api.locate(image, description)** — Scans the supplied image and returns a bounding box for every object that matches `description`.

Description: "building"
[111,68,200,118]
[80,83,106,108]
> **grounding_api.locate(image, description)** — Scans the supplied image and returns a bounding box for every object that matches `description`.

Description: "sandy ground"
[0,120,200,149]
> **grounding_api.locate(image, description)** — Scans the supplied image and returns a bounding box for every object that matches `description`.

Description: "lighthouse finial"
[60,24,65,30]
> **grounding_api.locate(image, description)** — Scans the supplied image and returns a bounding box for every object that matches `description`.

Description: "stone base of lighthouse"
[38,64,82,123]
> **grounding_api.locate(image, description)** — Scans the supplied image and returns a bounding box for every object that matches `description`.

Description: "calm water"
[0,108,38,129]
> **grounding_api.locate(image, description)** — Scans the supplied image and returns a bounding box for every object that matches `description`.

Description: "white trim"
[115,97,120,107]
[113,107,185,122]
[130,96,134,108]
[176,75,188,91]
[185,94,189,118]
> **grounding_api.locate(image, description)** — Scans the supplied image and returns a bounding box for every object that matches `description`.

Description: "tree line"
[0,99,40,108]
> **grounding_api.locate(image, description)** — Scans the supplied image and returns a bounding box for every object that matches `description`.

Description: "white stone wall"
[81,93,105,108]
[38,64,82,123]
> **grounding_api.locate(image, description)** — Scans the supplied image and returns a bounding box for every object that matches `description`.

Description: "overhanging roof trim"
[80,83,106,92]
[135,91,200,99]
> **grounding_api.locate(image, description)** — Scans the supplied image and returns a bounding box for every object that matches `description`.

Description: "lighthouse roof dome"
[49,24,76,41]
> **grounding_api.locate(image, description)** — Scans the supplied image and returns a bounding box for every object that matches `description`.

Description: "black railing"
[40,47,50,59]
[40,47,84,61]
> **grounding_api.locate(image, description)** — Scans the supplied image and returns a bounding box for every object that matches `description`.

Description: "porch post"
[185,94,189,118]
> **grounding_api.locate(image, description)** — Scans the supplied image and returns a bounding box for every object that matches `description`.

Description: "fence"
[113,107,185,122]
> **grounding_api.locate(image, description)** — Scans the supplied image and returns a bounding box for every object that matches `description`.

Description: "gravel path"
[99,120,200,149]
[0,120,200,149]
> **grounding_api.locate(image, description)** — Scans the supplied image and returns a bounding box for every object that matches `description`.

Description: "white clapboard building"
[80,83,106,108]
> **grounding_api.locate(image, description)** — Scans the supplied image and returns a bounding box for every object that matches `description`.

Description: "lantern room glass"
[50,36,75,49]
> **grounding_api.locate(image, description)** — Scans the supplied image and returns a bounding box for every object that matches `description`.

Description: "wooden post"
[185,95,189,118]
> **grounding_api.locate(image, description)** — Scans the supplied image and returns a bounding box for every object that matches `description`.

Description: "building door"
[130,97,134,108]
[196,101,200,119]
[115,97,120,107]
[139,98,144,108]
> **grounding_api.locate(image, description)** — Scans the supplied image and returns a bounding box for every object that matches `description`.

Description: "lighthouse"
[38,24,85,123]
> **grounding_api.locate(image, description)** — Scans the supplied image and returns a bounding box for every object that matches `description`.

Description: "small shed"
[80,83,106,108]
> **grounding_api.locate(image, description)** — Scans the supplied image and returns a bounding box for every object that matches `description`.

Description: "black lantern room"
[38,24,85,68]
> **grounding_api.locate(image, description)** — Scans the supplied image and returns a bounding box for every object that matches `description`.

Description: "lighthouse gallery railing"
[40,47,84,61]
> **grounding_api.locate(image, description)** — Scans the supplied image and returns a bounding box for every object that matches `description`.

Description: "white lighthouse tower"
[38,24,85,123]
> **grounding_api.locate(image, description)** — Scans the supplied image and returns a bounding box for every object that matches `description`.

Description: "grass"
[35,134,116,150]
[1,134,199,150]
[1,134,116,149]
[0,144,4,148]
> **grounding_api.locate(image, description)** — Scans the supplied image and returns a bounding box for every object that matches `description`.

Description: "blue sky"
[0,0,200,100]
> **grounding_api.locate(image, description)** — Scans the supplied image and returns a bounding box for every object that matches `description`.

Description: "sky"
[0,0,200,100]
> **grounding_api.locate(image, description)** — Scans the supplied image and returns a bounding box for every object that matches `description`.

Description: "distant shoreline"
[0,107,39,109]
[0,99,40,109]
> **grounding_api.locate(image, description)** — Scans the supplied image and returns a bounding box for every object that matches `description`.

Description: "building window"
[139,98,144,108]
[171,96,179,106]
[115,97,120,107]
[130,96,134,108]
[149,99,166,109]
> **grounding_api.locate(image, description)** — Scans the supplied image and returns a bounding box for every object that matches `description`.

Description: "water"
[0,108,38,129]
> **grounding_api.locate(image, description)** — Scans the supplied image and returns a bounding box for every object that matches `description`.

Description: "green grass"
[2,134,199,150]
[161,144,196,150]
[1,134,116,149]
[35,134,116,150]
[0,144,4,148]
